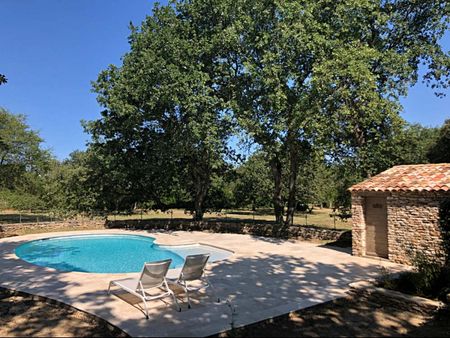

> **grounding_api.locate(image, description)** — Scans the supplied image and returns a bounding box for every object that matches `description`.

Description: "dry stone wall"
[387,191,448,265]
[105,219,347,242]
[0,218,348,243]
[351,195,365,256]
[0,219,105,237]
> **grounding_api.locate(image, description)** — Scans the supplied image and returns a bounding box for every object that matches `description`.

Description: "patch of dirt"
[215,293,450,337]
[0,288,128,337]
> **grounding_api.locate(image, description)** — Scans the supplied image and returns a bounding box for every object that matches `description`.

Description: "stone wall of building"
[351,194,365,256]
[351,190,449,265]
[387,191,448,265]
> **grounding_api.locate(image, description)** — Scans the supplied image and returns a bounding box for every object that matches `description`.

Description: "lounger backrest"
[139,259,172,290]
[181,254,210,281]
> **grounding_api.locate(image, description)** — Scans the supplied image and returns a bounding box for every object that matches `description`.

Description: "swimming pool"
[15,234,232,273]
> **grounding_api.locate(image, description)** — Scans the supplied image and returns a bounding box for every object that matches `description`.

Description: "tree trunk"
[192,165,210,222]
[193,188,207,221]
[285,141,300,227]
[270,156,284,225]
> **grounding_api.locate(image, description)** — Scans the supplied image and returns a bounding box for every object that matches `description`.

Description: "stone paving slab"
[0,230,406,337]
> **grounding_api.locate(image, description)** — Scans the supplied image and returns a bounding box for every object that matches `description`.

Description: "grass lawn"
[109,208,352,230]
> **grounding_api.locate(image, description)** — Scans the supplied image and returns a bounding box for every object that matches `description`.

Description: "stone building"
[349,163,450,265]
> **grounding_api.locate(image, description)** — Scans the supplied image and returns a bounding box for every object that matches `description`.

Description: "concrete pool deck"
[0,230,406,337]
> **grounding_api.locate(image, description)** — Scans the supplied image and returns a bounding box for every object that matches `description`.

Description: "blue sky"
[0,0,449,160]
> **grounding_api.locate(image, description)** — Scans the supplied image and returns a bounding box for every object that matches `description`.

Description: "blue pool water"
[15,235,231,273]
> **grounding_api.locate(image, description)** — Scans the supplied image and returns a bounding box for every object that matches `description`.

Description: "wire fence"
[0,208,352,230]
[0,211,59,224]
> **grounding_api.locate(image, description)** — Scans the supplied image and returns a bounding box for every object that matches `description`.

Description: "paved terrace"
[0,230,405,337]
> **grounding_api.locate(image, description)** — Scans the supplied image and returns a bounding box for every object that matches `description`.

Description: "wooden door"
[365,197,388,258]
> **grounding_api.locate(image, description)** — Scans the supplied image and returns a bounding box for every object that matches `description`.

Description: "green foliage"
[21,0,447,223]
[428,119,450,163]
[227,0,450,224]
[410,252,445,295]
[234,152,273,209]
[0,108,53,211]
[86,2,236,220]
[204,173,236,211]
[379,255,449,300]
[0,189,46,211]
[0,108,51,191]
[0,74,6,86]
[38,151,99,215]
[392,123,440,165]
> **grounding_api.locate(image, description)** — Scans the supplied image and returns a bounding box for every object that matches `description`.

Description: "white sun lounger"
[168,254,220,308]
[108,259,181,318]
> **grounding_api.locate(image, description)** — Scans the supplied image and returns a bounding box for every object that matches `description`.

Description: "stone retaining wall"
[0,217,348,243]
[105,219,347,242]
[0,219,105,237]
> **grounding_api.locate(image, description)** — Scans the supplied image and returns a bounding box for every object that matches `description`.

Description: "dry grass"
[1,208,351,232]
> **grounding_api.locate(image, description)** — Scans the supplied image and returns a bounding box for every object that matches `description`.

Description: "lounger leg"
[107,282,112,295]
[142,297,149,319]
[171,290,181,312]
[205,277,220,303]
[182,281,192,309]
[164,279,181,312]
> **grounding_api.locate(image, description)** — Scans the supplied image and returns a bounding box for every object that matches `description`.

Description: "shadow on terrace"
[0,234,400,336]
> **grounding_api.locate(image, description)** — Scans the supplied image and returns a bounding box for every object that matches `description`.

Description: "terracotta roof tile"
[349,163,450,192]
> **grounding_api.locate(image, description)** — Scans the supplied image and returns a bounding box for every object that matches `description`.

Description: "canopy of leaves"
[0,74,6,86]
[0,108,50,191]
[86,4,235,217]
[234,152,273,209]
[428,119,450,163]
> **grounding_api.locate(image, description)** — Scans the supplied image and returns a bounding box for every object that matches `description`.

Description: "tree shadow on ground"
[408,306,450,337]
[210,293,442,337]
[0,233,404,337]
[0,287,128,337]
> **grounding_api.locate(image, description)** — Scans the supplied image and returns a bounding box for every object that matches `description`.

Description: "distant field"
[0,207,351,231]
[109,208,352,230]
[0,211,60,224]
